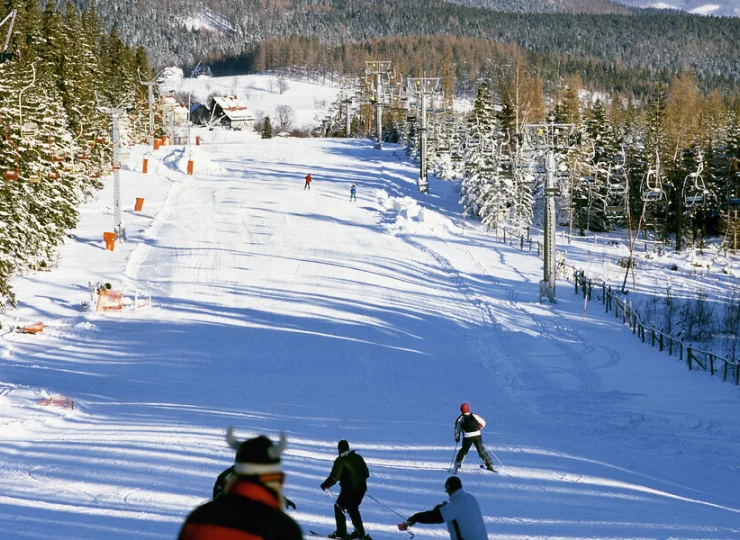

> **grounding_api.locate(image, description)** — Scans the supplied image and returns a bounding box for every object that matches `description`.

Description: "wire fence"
[496,227,740,386]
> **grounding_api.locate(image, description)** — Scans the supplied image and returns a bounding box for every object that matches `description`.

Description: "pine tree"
[262,115,273,138]
[460,84,496,218]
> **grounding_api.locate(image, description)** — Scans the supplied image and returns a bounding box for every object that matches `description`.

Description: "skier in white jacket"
[453,402,494,472]
[398,476,488,540]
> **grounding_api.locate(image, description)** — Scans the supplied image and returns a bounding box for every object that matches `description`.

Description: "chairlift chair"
[682,157,706,208]
[641,166,664,202]
[21,121,37,138]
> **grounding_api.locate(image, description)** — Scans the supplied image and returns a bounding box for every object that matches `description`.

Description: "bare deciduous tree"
[275,104,295,132]
[277,78,290,94]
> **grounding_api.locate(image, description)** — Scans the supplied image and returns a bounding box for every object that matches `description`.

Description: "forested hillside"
[0,0,151,307]
[76,0,740,89]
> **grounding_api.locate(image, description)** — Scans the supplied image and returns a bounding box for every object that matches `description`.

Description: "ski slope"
[1,130,739,539]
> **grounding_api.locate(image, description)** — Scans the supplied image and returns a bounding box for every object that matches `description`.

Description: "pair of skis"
[308,532,374,540]
[449,464,498,474]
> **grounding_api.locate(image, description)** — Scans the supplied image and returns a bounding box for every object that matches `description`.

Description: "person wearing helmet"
[453,403,494,472]
[349,183,357,202]
[320,440,371,539]
[398,476,487,539]
[179,428,303,540]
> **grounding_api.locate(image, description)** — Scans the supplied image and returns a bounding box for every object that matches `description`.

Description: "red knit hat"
[460,403,470,413]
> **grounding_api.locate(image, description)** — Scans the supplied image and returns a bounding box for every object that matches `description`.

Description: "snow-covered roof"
[212,96,254,122]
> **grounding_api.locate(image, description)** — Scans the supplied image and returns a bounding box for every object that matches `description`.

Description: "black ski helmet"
[444,476,462,492]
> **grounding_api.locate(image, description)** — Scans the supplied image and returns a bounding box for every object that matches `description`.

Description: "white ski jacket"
[439,488,488,540]
[455,413,486,439]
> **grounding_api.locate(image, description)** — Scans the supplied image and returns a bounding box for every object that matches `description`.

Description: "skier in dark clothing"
[453,402,495,472]
[398,476,488,540]
[179,428,303,540]
[320,440,370,539]
[304,173,312,190]
[349,183,357,202]
[213,465,296,509]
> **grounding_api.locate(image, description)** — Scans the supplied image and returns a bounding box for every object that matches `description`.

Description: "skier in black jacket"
[320,439,370,539]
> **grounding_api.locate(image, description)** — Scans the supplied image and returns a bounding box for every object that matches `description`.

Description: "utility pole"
[139,69,161,148]
[365,60,393,150]
[407,76,442,193]
[341,77,358,138]
[97,93,134,242]
[524,122,575,303]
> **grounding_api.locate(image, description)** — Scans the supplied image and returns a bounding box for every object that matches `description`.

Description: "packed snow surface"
[1,103,739,538]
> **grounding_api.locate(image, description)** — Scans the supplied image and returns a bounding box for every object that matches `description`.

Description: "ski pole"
[324,488,345,513]
[449,440,459,471]
[366,494,414,538]
[488,448,504,468]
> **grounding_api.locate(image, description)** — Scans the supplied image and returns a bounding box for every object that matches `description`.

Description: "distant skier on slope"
[349,183,357,202]
[304,173,312,190]
[398,476,488,540]
[453,402,495,472]
[320,439,371,539]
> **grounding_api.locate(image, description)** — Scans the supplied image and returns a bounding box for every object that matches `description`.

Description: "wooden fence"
[573,271,740,385]
[496,227,740,386]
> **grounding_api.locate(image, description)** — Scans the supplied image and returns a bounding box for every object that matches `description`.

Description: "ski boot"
[451,461,462,474]
[350,531,372,540]
[328,533,350,540]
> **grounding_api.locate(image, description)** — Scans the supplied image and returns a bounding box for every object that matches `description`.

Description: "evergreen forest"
[0,0,151,306]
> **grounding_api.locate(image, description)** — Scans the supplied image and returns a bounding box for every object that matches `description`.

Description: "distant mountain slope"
[444,0,631,14]
[83,0,740,85]
[611,0,740,16]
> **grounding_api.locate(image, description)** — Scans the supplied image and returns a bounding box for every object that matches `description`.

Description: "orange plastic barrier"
[153,139,161,150]
[187,160,194,175]
[195,136,201,146]
[37,395,74,409]
[142,158,148,174]
[21,322,44,334]
[135,197,144,211]
[103,232,117,251]
[161,136,169,146]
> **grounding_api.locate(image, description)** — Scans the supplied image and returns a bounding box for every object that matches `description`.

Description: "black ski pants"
[455,435,492,467]
[334,489,366,537]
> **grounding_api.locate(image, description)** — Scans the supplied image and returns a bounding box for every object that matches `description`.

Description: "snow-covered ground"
[1,77,739,539]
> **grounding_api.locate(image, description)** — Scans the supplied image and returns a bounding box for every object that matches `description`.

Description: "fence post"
[659,332,664,352]
[687,347,693,370]
[651,327,656,347]
[503,229,506,243]
[520,236,524,250]
[679,341,683,361]
[709,354,715,376]
[528,238,532,252]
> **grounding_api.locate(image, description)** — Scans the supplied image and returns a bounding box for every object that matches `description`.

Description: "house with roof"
[212,96,255,131]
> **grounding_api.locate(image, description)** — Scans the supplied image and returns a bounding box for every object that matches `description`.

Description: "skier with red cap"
[453,403,495,472]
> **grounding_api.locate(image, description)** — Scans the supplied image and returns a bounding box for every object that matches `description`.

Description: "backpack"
[462,413,481,433]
